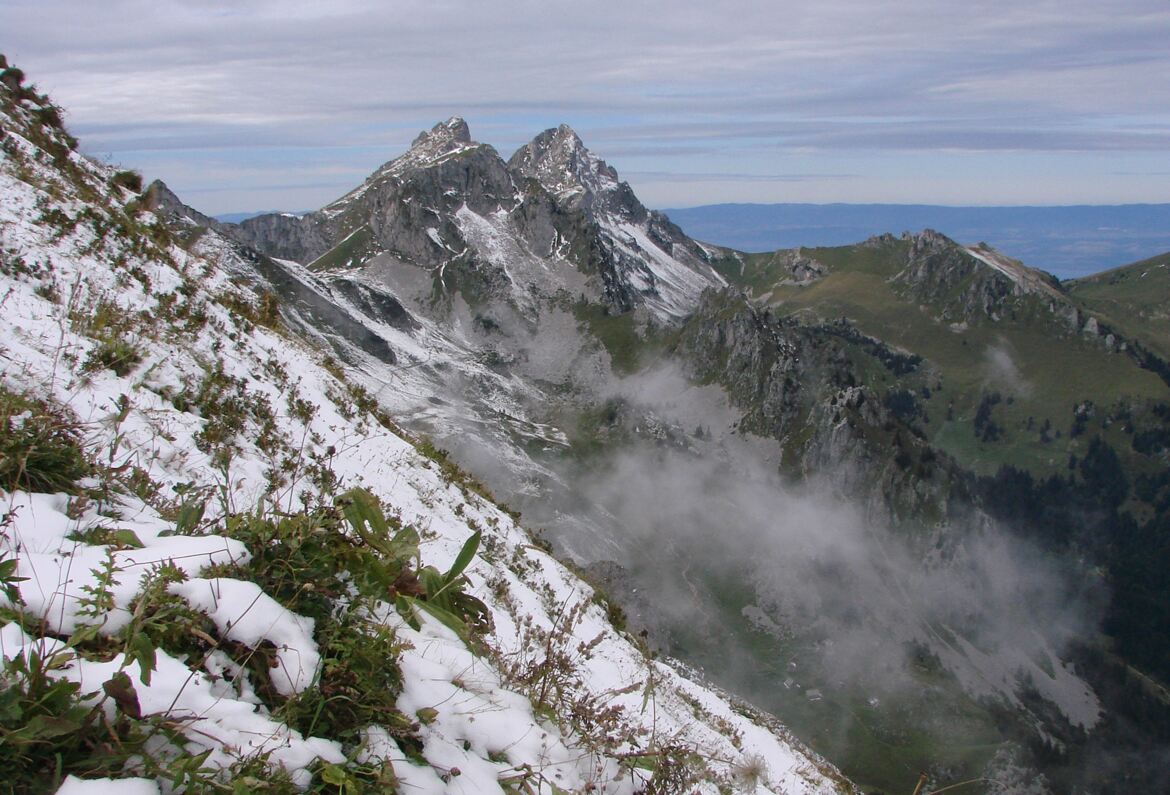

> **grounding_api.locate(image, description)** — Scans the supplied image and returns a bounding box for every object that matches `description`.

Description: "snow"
[603,219,721,320]
[170,578,320,696]
[964,245,1064,301]
[56,776,160,795]
[2,492,248,635]
[0,92,847,793]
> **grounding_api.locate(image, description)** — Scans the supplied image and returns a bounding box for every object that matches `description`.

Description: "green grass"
[1067,251,1170,359]
[573,301,654,375]
[725,241,1167,479]
[307,224,378,271]
[0,387,91,493]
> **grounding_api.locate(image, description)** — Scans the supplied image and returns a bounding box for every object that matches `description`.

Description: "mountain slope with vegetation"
[184,97,1170,792]
[0,58,850,794]
[708,232,1169,482]
[8,54,1170,794]
[1067,251,1170,360]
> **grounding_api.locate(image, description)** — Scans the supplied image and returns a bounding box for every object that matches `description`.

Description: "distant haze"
[660,203,1170,279]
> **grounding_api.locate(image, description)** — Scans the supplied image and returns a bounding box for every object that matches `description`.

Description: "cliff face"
[672,290,959,529]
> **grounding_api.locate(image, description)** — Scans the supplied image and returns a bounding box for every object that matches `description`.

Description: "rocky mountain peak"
[142,178,187,217]
[508,123,620,209]
[321,116,491,215]
[388,115,480,173]
[410,115,472,149]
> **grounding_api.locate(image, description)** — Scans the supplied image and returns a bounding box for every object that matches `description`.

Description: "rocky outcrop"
[508,124,623,214]
[673,289,957,526]
[233,212,336,263]
[892,230,1016,320]
[891,230,1080,327]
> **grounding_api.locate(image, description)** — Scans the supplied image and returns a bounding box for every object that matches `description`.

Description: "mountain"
[207,116,1170,791]
[1067,251,1170,360]
[706,232,1168,481]
[207,113,1170,792]
[659,202,1170,279]
[0,60,850,794]
[226,117,724,323]
[5,56,1170,794]
[694,231,1170,786]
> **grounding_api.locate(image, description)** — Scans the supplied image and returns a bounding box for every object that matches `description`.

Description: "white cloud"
[5,0,1167,211]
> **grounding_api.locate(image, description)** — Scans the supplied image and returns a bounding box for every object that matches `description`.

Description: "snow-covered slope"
[0,65,851,794]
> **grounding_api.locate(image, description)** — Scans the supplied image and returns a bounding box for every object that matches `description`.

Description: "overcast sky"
[4,0,1169,215]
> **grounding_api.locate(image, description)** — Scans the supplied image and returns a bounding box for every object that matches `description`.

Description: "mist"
[571,439,1101,712]
[416,324,1128,786]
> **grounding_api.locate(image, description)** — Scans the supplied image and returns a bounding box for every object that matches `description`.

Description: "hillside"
[660,202,1170,279]
[709,233,1169,482]
[1067,251,1170,360]
[0,60,849,794]
[6,56,1170,795]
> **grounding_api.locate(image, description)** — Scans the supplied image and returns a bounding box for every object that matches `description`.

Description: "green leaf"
[444,530,481,584]
[404,596,470,642]
[395,595,421,631]
[109,528,144,549]
[0,556,22,579]
[319,762,347,786]
[173,496,206,535]
[129,631,157,686]
[341,488,396,556]
[415,706,439,725]
[20,713,83,740]
[418,567,446,607]
[390,524,420,560]
[67,623,102,648]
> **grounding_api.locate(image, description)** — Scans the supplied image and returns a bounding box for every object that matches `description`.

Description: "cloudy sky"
[4,0,1169,215]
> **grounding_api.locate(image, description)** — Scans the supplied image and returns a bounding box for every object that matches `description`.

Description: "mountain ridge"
[223,118,727,322]
[660,201,1170,279]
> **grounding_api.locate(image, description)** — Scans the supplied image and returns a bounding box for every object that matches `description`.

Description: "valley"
[2,58,1169,794]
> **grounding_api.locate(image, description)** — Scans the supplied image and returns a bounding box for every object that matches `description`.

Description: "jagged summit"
[327,116,489,210]
[223,114,724,321]
[509,123,620,210]
[392,115,481,172]
[412,115,472,148]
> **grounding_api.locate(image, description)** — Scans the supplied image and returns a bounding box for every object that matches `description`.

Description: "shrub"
[110,169,144,194]
[82,335,143,377]
[73,299,144,377]
[0,388,90,493]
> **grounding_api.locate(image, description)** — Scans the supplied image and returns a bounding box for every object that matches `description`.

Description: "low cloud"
[984,342,1033,396]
